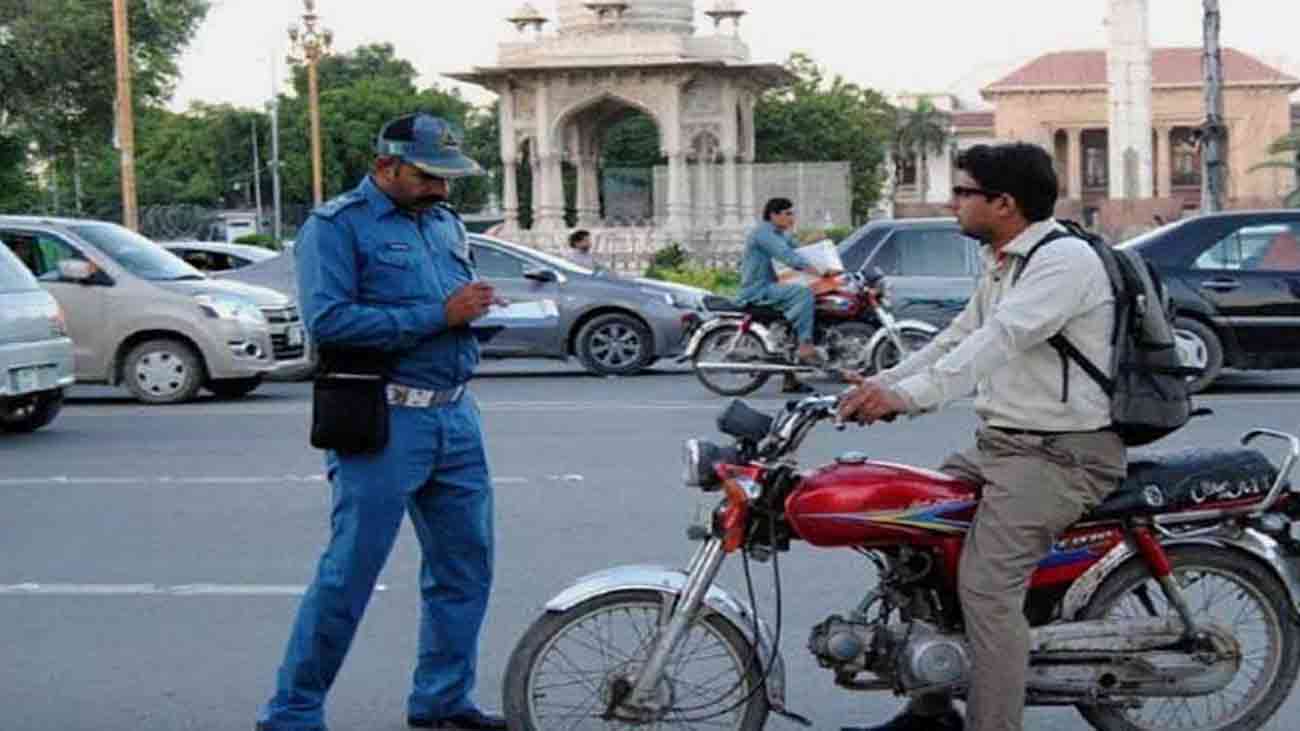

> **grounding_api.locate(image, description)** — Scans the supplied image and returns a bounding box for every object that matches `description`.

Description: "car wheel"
[123,339,205,404]
[206,376,263,399]
[1172,316,1223,394]
[1,389,64,433]
[575,313,654,376]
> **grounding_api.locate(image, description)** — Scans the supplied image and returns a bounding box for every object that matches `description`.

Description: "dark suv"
[837,217,981,328]
[1120,210,1300,391]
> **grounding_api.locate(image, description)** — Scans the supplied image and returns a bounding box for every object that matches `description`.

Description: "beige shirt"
[878,219,1115,432]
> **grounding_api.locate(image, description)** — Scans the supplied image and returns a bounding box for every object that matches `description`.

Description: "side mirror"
[58,259,97,283]
[523,267,558,283]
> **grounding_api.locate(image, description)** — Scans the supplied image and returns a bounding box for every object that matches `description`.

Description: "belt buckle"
[411,388,434,408]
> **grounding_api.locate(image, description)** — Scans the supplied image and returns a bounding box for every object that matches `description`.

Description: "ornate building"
[449,0,795,254]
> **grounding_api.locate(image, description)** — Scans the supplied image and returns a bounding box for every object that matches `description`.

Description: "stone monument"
[1106,0,1154,200]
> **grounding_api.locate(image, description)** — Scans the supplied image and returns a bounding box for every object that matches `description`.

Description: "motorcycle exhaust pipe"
[695,362,821,375]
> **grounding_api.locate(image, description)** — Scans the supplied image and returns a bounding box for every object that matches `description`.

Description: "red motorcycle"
[503,395,1300,731]
[684,272,937,396]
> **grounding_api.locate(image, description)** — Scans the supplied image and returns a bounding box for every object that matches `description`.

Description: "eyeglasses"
[952,185,1002,200]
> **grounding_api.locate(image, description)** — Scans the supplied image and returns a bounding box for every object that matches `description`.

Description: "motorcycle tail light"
[718,473,760,553]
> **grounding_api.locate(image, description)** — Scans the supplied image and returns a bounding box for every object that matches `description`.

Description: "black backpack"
[1014,221,1196,446]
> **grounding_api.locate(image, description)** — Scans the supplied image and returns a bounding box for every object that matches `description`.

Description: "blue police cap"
[375,113,484,178]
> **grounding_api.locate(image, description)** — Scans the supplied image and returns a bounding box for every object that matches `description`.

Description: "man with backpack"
[836,142,1136,731]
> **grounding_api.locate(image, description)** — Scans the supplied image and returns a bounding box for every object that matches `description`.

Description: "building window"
[1081,130,1108,190]
[1170,127,1202,188]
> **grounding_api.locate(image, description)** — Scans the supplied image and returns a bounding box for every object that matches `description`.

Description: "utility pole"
[269,58,283,244]
[251,120,264,233]
[111,0,139,230]
[1200,0,1226,213]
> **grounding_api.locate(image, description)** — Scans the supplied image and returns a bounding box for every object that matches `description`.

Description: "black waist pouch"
[311,347,391,454]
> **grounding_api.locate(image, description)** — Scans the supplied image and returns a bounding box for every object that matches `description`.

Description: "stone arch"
[550,92,666,152]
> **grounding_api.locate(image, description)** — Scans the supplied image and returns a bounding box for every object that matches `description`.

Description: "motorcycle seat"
[703,296,786,323]
[1080,447,1282,523]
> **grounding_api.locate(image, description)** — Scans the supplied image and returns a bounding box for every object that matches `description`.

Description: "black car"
[837,217,981,329]
[1120,210,1300,392]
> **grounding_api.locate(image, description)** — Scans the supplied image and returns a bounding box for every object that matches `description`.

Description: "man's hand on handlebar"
[837,379,908,425]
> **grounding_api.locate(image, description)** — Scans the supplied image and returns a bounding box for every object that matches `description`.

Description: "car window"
[0,239,41,293]
[1194,223,1300,272]
[0,230,90,282]
[838,226,889,272]
[471,244,527,278]
[868,229,975,277]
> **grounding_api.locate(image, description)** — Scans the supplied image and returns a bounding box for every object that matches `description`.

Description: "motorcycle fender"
[1061,527,1300,623]
[680,318,778,360]
[543,564,789,711]
[864,320,938,356]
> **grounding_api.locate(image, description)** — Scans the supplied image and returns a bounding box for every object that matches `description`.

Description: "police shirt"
[296,176,479,391]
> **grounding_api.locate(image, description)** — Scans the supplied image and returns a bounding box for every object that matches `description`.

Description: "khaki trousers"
[919,427,1126,731]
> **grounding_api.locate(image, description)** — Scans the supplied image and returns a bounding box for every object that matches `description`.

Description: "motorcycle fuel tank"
[785,456,978,547]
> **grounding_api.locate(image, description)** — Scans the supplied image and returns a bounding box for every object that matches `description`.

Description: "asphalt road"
[4,362,1300,731]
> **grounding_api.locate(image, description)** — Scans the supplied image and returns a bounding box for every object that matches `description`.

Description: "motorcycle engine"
[809,617,970,692]
[892,621,971,692]
[808,614,879,674]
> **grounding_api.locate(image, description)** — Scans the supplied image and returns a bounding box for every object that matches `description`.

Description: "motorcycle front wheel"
[692,326,772,397]
[503,589,770,730]
[1077,545,1300,731]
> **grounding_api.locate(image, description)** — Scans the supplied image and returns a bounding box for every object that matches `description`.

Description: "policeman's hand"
[446,281,496,327]
[837,380,908,425]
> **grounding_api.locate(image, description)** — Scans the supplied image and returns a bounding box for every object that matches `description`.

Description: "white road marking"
[0,583,387,596]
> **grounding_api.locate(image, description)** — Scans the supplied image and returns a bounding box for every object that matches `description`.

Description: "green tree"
[755,52,895,223]
[1249,132,1300,208]
[0,0,209,157]
[894,97,951,204]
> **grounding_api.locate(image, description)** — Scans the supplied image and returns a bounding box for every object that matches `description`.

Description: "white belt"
[385,383,465,408]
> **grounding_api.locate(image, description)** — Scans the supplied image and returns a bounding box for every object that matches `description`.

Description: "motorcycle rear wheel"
[693,326,771,397]
[503,589,770,730]
[1077,545,1299,731]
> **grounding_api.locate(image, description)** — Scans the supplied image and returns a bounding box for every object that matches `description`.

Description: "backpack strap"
[1010,223,1114,397]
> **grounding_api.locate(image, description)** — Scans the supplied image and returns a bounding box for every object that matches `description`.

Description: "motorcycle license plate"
[10,366,41,394]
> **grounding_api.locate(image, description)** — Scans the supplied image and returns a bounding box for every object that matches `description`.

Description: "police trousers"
[259,392,493,731]
[910,427,1125,731]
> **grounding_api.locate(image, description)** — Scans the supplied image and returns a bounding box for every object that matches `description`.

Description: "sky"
[171,0,1300,113]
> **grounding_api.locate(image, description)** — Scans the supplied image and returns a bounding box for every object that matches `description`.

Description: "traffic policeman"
[257,113,505,731]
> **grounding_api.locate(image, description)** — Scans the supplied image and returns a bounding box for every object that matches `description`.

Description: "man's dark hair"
[762,197,794,221]
[956,143,1059,222]
[569,229,591,248]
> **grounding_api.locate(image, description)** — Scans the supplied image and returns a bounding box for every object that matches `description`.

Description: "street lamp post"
[288,0,332,206]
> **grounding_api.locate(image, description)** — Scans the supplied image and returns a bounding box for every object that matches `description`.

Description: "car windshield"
[1116,220,1182,251]
[69,223,206,281]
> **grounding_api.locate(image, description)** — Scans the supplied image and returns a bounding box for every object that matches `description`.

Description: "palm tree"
[1248,132,1300,208]
[894,98,951,204]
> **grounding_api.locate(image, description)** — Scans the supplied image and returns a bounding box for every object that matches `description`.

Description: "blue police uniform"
[737,221,816,342]
[258,176,493,731]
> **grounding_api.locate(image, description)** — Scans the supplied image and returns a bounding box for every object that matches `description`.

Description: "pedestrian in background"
[567,228,597,270]
[256,112,506,731]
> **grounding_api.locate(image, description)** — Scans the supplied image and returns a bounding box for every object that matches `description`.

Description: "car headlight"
[195,294,267,324]
[639,287,677,308]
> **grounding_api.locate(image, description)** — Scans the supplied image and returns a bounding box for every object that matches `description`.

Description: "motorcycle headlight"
[682,438,738,491]
[195,294,267,324]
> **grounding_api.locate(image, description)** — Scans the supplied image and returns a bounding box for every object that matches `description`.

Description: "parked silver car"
[215,233,709,376]
[0,239,74,432]
[0,216,307,403]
